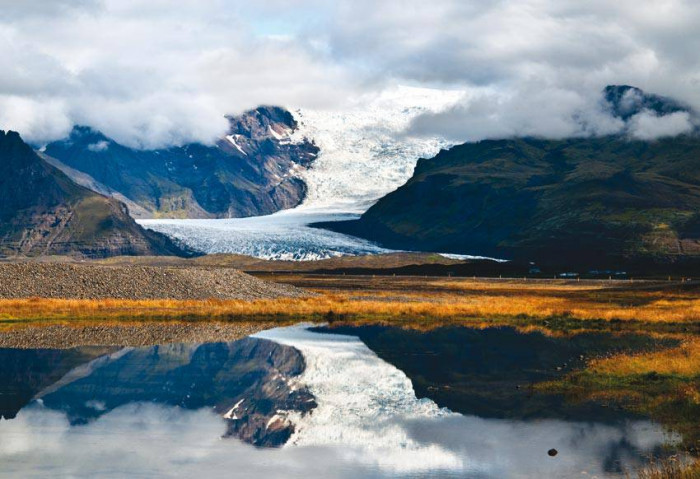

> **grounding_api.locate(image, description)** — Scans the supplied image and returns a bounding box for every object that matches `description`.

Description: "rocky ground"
[0,322,279,349]
[0,263,308,300]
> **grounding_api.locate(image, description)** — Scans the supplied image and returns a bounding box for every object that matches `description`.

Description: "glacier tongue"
[139,209,394,261]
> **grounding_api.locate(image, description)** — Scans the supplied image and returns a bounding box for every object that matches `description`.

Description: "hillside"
[43,106,319,219]
[325,88,700,270]
[0,130,185,258]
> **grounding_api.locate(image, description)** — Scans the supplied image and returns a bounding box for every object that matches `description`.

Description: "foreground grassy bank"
[2,276,700,326]
[538,337,700,454]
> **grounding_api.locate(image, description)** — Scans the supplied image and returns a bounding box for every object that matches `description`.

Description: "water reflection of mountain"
[0,347,116,420]
[318,325,673,422]
[1,338,316,447]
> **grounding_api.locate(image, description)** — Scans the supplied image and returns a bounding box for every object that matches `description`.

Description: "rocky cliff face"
[43,106,319,219]
[0,131,186,258]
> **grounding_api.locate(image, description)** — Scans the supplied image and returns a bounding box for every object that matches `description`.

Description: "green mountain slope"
[326,135,700,269]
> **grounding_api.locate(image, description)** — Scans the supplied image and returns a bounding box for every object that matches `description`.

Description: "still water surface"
[0,325,678,478]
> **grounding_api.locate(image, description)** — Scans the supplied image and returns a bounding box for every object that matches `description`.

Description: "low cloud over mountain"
[2,1,700,147]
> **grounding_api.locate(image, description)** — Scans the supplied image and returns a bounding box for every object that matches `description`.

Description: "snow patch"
[225,135,247,156]
[223,399,245,420]
[439,253,509,263]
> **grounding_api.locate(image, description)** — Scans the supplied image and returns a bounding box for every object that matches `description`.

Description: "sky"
[0,0,699,148]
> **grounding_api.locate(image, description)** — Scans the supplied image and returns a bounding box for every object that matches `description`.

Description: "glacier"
[140,86,466,260]
[292,85,465,213]
[140,208,393,261]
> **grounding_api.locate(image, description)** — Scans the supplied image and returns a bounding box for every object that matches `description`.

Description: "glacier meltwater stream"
[139,86,467,260]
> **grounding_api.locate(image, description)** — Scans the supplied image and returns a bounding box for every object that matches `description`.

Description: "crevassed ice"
[293,85,465,213]
[139,209,394,261]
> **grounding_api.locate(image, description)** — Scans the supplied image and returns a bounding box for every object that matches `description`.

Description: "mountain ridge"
[43,106,319,219]
[0,130,187,258]
[321,87,700,270]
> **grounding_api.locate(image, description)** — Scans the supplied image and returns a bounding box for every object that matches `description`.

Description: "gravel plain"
[0,263,308,300]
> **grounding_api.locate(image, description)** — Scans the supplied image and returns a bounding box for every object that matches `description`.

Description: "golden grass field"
[1,275,700,325]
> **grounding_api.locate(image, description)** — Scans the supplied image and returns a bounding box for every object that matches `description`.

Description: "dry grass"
[632,457,700,479]
[1,276,700,326]
[590,338,700,377]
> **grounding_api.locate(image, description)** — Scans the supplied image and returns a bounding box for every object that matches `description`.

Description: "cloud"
[87,140,109,152]
[405,86,627,142]
[628,110,694,140]
[1,0,700,147]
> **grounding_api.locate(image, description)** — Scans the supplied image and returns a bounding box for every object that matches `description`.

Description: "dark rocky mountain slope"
[0,130,185,258]
[325,87,700,270]
[43,106,319,219]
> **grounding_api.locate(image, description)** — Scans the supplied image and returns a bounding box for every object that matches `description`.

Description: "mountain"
[603,85,689,120]
[0,130,186,258]
[324,88,700,270]
[43,106,319,219]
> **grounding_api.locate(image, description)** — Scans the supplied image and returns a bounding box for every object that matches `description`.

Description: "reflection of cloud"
[406,416,674,478]
[0,404,376,479]
[0,402,672,479]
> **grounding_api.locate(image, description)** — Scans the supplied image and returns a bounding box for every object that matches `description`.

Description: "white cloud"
[628,110,694,140]
[87,140,110,152]
[0,0,699,147]
[406,86,627,142]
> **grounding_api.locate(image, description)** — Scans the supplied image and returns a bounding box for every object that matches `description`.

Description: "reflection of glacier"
[0,326,678,478]
[139,86,465,260]
[255,325,462,473]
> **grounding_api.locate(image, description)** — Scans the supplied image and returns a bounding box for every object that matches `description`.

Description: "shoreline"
[2,272,699,349]
[0,321,280,349]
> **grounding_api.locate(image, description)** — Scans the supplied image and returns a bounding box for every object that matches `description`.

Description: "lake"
[0,324,680,478]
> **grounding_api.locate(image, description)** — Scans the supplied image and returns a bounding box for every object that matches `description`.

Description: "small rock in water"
[548,449,558,457]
